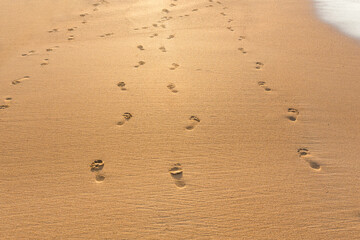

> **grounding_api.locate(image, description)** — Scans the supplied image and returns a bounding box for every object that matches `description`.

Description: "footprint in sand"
[169,163,186,188]
[80,13,89,17]
[90,159,105,182]
[4,97,12,102]
[167,34,175,39]
[220,12,226,16]
[40,59,49,66]
[228,19,233,23]
[255,62,264,69]
[117,81,127,90]
[67,27,77,32]
[90,159,104,172]
[142,26,149,29]
[48,28,58,33]
[192,9,198,12]
[170,3,176,7]
[162,9,170,13]
[12,76,30,85]
[206,4,214,7]
[21,50,35,57]
[134,61,145,68]
[68,35,75,41]
[297,148,321,170]
[159,46,167,52]
[137,45,145,50]
[160,24,166,28]
[167,83,178,93]
[152,23,158,28]
[227,26,234,32]
[169,63,179,70]
[46,46,59,52]
[287,108,299,122]
[100,33,114,38]
[149,33,158,38]
[117,112,133,126]
[217,1,223,4]
[185,116,201,130]
[238,48,247,54]
[238,36,246,41]
[0,104,9,110]
[257,81,272,92]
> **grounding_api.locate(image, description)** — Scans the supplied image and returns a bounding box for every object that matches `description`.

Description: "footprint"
[220,12,226,16]
[238,36,246,41]
[48,28,58,33]
[68,35,75,41]
[40,59,49,66]
[185,116,200,130]
[80,13,89,17]
[227,26,234,32]
[159,46,167,52]
[205,4,213,7]
[257,81,272,92]
[149,33,158,38]
[100,33,114,38]
[137,45,145,50]
[169,63,179,70]
[117,81,127,90]
[142,26,149,29]
[46,46,59,52]
[117,112,133,126]
[12,76,30,85]
[192,9,198,12]
[0,105,9,110]
[67,27,76,32]
[297,148,320,170]
[287,108,299,122]
[238,48,247,54]
[228,19,233,23]
[170,3,176,7]
[255,62,264,69]
[167,35,175,39]
[90,159,104,172]
[167,83,178,93]
[21,50,35,57]
[134,61,145,68]
[169,163,186,188]
[160,24,166,28]
[4,97,12,102]
[162,9,170,13]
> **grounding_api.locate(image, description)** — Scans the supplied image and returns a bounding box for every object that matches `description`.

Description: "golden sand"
[1,0,360,239]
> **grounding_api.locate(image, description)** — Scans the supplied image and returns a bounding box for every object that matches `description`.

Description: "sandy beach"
[1,0,360,239]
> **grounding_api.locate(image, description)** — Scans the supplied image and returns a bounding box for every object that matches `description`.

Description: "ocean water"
[313,0,360,40]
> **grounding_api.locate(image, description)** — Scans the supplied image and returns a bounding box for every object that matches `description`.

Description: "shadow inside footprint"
[169,163,186,188]
[95,174,105,182]
[307,160,321,170]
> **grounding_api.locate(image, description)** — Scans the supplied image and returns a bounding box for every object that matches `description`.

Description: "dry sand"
[1,0,360,239]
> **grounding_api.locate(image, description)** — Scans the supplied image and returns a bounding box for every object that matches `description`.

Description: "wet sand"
[1,0,360,239]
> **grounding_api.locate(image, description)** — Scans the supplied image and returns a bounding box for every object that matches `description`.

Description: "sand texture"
[1,0,360,239]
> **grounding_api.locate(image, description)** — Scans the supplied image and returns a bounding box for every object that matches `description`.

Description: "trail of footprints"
[3,0,322,187]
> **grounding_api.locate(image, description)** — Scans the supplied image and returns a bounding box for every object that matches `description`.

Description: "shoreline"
[1,0,359,239]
